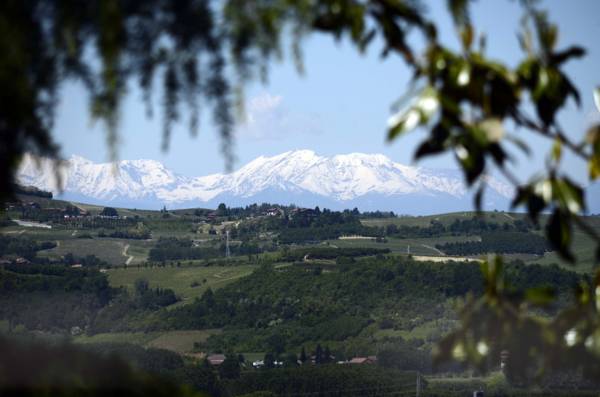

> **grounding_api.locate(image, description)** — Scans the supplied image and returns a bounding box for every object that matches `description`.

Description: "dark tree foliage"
[219,355,241,380]
[222,365,418,397]
[100,207,119,217]
[148,237,263,261]
[14,184,53,198]
[0,336,200,396]
[281,247,390,261]
[161,257,579,353]
[436,231,551,256]
[0,265,113,331]
[0,235,56,260]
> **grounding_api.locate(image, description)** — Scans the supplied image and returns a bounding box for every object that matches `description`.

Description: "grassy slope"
[325,235,479,256]
[106,264,258,305]
[37,238,129,265]
[73,329,221,354]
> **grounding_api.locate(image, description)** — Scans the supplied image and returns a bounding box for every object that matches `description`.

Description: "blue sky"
[53,0,600,186]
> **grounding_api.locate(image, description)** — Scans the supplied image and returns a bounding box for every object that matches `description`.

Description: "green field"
[74,329,221,354]
[325,235,480,256]
[37,238,129,265]
[107,264,258,304]
[530,226,600,272]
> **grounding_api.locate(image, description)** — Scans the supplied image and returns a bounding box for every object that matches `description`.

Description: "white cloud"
[236,92,322,140]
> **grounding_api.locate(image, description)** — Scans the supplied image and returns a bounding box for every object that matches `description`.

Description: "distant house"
[264,207,283,217]
[207,354,226,366]
[14,257,31,265]
[252,360,264,368]
[348,356,377,365]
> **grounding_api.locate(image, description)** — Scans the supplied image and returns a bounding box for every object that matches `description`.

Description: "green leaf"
[554,177,585,214]
[546,209,574,262]
[447,0,470,27]
[551,138,562,163]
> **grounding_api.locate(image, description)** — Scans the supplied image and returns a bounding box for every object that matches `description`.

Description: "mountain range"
[19,150,521,214]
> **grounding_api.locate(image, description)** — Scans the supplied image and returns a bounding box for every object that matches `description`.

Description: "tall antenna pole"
[225,229,231,258]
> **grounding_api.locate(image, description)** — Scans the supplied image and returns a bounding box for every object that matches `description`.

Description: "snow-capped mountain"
[18,150,514,214]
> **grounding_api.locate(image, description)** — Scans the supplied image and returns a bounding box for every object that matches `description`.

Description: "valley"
[2,188,599,396]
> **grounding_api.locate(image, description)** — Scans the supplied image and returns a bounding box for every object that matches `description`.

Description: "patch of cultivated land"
[36,238,129,265]
[0,226,75,240]
[325,236,480,256]
[74,329,221,354]
[107,264,258,304]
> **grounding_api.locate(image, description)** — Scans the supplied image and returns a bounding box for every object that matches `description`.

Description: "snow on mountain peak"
[17,150,513,212]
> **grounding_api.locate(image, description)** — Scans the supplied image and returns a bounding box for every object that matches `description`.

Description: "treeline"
[148,238,263,262]
[98,228,151,239]
[436,232,551,256]
[384,217,534,239]
[277,223,381,244]
[63,253,110,268]
[281,247,390,261]
[14,184,53,198]
[272,214,536,244]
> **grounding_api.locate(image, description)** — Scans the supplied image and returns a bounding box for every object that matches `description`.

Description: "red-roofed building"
[207,354,226,366]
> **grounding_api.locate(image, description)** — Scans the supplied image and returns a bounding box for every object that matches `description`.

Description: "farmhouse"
[348,356,377,365]
[207,354,226,366]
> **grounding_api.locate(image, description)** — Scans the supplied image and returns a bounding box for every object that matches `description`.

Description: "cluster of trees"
[358,211,397,219]
[0,235,56,260]
[383,217,535,239]
[0,264,112,331]
[133,278,179,310]
[161,258,579,354]
[14,184,53,198]
[277,223,380,244]
[148,237,265,262]
[63,253,109,268]
[437,232,551,256]
[100,207,119,217]
[149,238,221,262]
[98,228,151,240]
[280,247,390,261]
